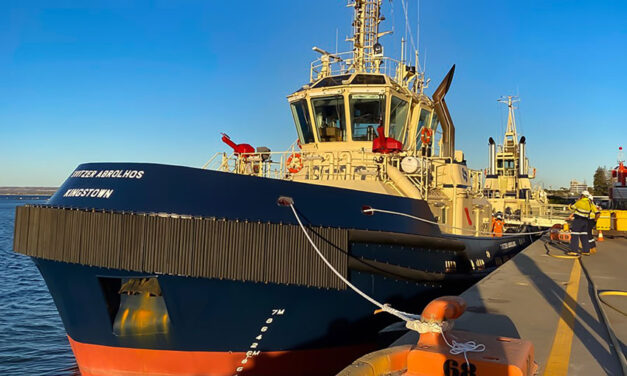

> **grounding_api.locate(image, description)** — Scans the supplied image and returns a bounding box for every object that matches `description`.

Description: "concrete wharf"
[391,236,626,375]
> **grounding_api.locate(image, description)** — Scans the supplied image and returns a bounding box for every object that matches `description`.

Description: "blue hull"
[19,162,535,375]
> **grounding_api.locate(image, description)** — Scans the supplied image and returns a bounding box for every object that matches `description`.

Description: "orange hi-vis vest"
[491,218,504,237]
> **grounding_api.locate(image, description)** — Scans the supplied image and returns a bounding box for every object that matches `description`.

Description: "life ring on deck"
[420,127,433,144]
[287,153,303,174]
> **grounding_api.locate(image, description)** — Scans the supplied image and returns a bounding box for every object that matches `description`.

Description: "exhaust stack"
[518,136,526,176]
[488,137,496,176]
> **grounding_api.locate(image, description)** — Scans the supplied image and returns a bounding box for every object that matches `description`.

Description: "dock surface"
[393,236,627,375]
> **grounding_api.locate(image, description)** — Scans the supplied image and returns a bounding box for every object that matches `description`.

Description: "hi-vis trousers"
[570,216,590,254]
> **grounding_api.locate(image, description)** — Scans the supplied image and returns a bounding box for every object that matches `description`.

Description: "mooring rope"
[284,198,485,367]
[288,202,418,322]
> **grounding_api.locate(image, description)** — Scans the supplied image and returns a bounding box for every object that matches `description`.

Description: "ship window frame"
[311,94,347,142]
[430,112,442,157]
[290,99,316,144]
[349,93,386,142]
[312,74,352,88]
[388,95,409,144]
[415,108,433,150]
[351,74,387,85]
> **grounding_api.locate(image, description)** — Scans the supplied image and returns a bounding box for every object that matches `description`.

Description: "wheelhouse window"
[290,100,315,144]
[416,108,432,148]
[431,112,441,156]
[389,96,409,143]
[351,74,386,85]
[349,94,384,141]
[312,75,351,88]
[312,95,346,142]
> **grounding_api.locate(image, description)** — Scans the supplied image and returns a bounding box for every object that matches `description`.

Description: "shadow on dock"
[510,239,618,374]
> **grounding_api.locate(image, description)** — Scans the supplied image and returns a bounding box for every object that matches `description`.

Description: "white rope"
[363,207,550,237]
[289,204,418,322]
[288,202,485,367]
[442,333,486,366]
[407,316,484,367]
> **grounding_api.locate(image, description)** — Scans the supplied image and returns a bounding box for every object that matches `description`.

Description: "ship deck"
[390,236,627,375]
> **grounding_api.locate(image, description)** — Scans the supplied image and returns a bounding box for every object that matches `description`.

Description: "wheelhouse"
[287,73,440,156]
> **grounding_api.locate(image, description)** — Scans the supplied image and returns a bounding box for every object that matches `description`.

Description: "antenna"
[347,0,388,72]
[417,0,420,59]
[399,0,417,62]
[498,96,520,145]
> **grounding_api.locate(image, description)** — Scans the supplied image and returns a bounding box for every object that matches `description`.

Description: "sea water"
[0,197,78,375]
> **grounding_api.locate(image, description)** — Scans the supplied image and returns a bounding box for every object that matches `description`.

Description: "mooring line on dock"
[578,257,627,375]
[543,237,627,374]
[543,258,582,376]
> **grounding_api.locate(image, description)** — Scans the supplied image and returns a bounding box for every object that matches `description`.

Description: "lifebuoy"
[420,127,433,144]
[287,153,303,174]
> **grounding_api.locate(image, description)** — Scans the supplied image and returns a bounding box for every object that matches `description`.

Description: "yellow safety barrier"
[597,210,627,232]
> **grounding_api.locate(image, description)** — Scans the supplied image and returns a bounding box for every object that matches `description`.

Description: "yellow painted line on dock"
[543,260,582,376]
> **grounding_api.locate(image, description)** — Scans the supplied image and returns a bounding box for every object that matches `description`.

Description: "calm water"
[0,197,79,375]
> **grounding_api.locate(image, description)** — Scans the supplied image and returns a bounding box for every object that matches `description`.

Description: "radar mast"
[498,96,520,152]
[348,0,389,73]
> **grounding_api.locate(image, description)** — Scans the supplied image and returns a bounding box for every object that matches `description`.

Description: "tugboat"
[482,96,561,228]
[13,2,537,376]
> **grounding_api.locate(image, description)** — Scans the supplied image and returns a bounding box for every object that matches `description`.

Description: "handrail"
[201,149,487,202]
[309,52,407,84]
[202,150,432,193]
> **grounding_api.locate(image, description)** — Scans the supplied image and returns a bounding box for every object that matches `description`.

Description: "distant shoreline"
[0,187,58,196]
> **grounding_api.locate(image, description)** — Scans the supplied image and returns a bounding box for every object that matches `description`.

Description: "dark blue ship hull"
[19,162,535,376]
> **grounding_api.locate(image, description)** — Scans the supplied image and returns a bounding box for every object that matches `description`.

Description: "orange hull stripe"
[68,336,373,376]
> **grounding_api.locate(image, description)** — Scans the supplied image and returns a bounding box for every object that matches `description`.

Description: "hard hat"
[582,190,592,198]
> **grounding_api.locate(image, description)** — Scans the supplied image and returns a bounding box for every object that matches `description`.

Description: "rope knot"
[405,319,453,333]
[448,339,486,359]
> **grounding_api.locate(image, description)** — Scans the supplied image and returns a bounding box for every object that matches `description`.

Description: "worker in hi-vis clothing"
[567,190,596,255]
[587,194,601,254]
[491,212,504,237]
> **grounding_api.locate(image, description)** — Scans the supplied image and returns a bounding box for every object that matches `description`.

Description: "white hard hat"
[582,190,592,198]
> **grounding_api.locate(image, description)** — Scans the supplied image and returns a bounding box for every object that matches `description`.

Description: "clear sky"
[2,0,626,188]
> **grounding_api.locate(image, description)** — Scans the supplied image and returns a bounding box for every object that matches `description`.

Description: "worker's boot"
[590,247,597,254]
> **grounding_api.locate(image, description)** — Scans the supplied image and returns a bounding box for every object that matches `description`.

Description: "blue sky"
[1,0,626,188]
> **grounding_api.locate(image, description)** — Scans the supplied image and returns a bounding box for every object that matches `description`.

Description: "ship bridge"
[287,72,440,155]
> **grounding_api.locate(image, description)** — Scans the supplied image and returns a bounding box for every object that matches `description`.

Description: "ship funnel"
[488,137,496,176]
[432,65,456,159]
[518,136,526,176]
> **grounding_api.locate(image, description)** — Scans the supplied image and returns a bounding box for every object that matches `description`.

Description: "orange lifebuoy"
[420,127,433,144]
[287,153,303,174]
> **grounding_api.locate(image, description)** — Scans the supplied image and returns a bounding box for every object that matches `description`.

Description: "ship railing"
[518,203,571,223]
[543,204,572,220]
[309,52,405,82]
[203,151,290,179]
[203,149,432,195]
